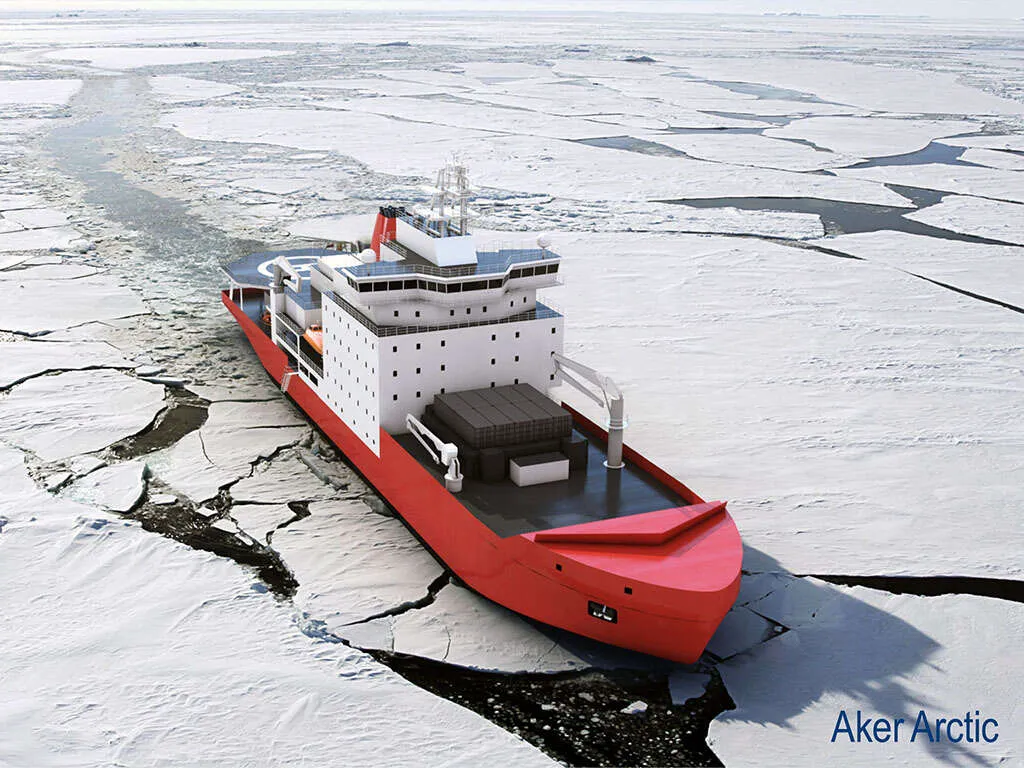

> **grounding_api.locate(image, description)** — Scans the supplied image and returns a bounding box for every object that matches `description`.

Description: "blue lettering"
[893,717,905,742]
[856,710,873,742]
[832,710,854,743]
[873,719,891,743]
[911,710,934,742]
[946,718,963,743]
[982,718,999,743]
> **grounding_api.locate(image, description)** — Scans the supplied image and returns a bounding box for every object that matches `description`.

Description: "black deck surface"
[395,429,688,537]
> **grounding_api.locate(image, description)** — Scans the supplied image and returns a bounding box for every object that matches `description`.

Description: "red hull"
[224,290,741,663]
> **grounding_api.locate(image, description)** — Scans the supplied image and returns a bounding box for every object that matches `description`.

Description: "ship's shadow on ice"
[532,544,983,766]
[709,545,987,767]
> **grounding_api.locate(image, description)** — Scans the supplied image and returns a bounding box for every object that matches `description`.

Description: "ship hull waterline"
[224,289,741,664]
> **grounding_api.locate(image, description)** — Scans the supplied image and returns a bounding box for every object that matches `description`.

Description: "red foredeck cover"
[532,501,727,546]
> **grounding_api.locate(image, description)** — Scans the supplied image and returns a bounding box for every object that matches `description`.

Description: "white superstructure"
[259,167,565,456]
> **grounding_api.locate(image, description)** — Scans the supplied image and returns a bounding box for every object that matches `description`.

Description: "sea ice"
[390,584,586,673]
[708,582,1022,767]
[668,56,1023,114]
[0,340,130,389]
[163,106,910,205]
[333,95,623,140]
[765,117,977,158]
[64,460,147,513]
[149,399,308,503]
[269,498,445,636]
[1,207,70,229]
[0,225,79,252]
[902,195,1024,246]
[0,78,81,105]
[0,370,165,462]
[0,485,553,767]
[0,274,148,334]
[551,232,1024,579]
[813,230,1024,307]
[229,453,342,504]
[43,47,293,70]
[837,163,1024,204]
[148,75,240,103]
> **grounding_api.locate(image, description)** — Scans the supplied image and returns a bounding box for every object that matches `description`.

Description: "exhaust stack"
[370,205,400,260]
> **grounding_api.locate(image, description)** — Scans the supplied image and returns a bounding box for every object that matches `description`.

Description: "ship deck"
[394,429,688,537]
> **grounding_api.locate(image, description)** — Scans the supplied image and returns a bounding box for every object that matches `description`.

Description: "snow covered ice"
[1,5,1022,767]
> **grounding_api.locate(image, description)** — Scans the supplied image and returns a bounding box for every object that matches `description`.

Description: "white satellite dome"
[360,248,377,263]
[536,234,551,249]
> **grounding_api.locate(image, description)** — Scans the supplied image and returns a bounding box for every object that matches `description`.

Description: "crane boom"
[551,352,625,470]
[406,413,463,492]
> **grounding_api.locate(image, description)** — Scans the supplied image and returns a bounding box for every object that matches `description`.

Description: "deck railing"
[344,247,559,279]
[326,291,561,338]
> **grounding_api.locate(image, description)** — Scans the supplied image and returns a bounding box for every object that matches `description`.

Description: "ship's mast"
[429,162,470,236]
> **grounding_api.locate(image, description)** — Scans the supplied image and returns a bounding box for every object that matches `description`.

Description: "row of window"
[350,263,559,294]
[391,296,531,320]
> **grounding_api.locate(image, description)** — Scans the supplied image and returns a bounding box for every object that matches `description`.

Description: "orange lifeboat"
[303,323,323,354]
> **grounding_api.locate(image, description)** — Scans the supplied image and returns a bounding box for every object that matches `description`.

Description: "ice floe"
[0,274,148,334]
[0,485,553,767]
[64,460,147,513]
[837,163,1024,204]
[638,132,858,172]
[1,207,70,229]
[269,498,445,638]
[810,230,1024,307]
[0,225,80,253]
[708,579,1022,767]
[229,453,343,504]
[669,56,1023,114]
[551,231,1024,579]
[765,116,978,159]
[0,78,81,105]
[0,340,131,388]
[163,106,910,205]
[148,399,308,503]
[902,195,1024,246]
[148,75,240,103]
[0,370,165,462]
[43,47,293,70]
[391,584,586,673]
[958,146,1024,171]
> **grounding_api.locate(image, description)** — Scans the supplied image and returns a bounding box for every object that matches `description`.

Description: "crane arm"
[551,352,626,470]
[406,413,463,492]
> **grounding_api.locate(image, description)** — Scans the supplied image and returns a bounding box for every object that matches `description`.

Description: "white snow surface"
[0,340,130,388]
[269,498,445,639]
[708,579,1022,767]
[552,232,1024,579]
[391,584,586,673]
[0,447,552,768]
[149,399,308,503]
[667,56,1024,114]
[0,370,165,462]
[837,163,1024,204]
[44,46,293,70]
[148,74,240,103]
[64,460,147,513]
[958,146,1024,171]
[902,195,1024,246]
[0,78,81,104]
[163,106,911,206]
[638,131,859,172]
[812,230,1024,308]
[0,273,148,334]
[0,225,80,252]
[765,116,978,159]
